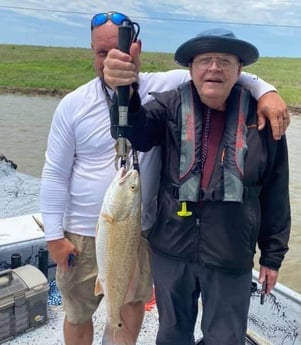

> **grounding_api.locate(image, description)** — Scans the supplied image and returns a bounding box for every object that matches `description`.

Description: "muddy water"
[0,94,300,293]
[0,94,60,177]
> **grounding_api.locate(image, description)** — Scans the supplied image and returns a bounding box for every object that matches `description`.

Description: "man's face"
[91,22,119,78]
[190,52,242,110]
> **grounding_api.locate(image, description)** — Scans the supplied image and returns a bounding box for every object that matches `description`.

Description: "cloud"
[143,0,301,27]
[1,0,300,28]
[0,0,299,56]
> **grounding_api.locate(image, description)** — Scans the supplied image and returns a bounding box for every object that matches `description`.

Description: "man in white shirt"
[40,11,289,345]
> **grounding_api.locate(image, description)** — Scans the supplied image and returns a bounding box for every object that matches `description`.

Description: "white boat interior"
[0,158,300,345]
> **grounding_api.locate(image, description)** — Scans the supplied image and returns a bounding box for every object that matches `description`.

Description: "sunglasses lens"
[91,12,129,30]
[110,12,128,25]
[91,14,107,28]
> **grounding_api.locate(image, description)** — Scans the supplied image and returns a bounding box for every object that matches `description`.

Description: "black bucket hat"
[175,28,259,67]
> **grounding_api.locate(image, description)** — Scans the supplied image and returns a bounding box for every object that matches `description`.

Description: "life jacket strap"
[168,183,261,202]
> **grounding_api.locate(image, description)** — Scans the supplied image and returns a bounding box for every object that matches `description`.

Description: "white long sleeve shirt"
[40,70,275,241]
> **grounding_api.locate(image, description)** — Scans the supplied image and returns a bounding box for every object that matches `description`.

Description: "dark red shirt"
[201,107,225,188]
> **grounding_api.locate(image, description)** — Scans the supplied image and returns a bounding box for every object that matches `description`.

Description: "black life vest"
[178,81,251,203]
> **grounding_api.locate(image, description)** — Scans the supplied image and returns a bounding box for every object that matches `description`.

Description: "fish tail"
[102,321,135,345]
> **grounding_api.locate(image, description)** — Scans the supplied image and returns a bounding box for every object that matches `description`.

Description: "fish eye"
[130,184,137,191]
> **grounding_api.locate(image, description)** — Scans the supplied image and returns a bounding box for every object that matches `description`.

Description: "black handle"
[118,25,132,107]
[118,25,132,54]
[116,24,133,167]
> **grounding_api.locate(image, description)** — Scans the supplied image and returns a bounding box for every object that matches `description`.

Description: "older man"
[109,29,291,345]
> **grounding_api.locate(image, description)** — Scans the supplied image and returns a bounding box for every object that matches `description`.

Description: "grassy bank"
[0,44,300,106]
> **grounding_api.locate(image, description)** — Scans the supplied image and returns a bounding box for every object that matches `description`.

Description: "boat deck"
[1,300,168,345]
[1,293,263,345]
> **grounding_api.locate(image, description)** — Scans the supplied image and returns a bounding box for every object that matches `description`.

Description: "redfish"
[95,167,142,345]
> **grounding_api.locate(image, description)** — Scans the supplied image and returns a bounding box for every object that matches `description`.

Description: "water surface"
[0,94,300,293]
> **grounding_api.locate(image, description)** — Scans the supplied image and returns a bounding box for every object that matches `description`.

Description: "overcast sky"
[0,0,300,57]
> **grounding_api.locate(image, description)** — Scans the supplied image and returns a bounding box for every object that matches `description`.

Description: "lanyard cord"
[200,107,211,172]
[101,78,113,108]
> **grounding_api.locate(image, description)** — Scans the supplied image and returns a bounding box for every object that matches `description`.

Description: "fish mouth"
[118,167,138,182]
[117,166,128,180]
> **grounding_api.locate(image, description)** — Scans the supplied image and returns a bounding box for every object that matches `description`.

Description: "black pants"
[152,252,252,345]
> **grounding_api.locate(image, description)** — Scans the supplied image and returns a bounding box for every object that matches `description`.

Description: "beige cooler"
[0,264,48,344]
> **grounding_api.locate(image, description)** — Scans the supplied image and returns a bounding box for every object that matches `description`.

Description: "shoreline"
[0,87,300,115]
[0,87,68,98]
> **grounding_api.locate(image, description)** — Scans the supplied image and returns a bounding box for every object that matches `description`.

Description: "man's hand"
[103,42,141,89]
[47,238,79,271]
[258,265,279,294]
[257,91,290,140]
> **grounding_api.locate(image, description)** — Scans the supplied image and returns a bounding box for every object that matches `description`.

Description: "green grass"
[243,58,301,106]
[0,44,300,106]
[0,45,95,92]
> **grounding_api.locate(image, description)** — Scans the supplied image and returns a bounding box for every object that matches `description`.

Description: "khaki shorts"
[56,231,153,325]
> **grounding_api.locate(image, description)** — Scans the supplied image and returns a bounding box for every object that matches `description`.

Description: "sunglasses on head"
[91,11,140,42]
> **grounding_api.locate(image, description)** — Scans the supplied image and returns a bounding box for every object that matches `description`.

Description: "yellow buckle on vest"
[177,201,192,217]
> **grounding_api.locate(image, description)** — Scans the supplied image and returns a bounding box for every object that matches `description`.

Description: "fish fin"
[94,277,104,296]
[124,257,140,304]
[102,322,135,345]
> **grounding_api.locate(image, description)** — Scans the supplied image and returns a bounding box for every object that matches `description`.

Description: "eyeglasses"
[91,11,140,42]
[192,56,240,70]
